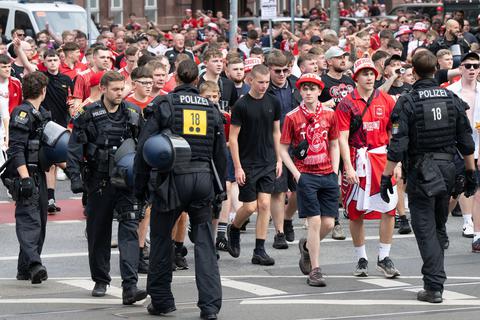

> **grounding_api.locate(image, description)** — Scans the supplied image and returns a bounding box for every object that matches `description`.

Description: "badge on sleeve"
[392,123,399,135]
[14,111,28,125]
[183,109,207,136]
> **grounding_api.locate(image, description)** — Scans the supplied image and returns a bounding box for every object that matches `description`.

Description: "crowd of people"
[1,1,480,318]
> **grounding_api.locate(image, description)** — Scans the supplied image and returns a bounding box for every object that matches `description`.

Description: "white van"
[0,0,99,42]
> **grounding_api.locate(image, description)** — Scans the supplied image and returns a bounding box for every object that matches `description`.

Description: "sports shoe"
[332,224,346,240]
[307,267,326,287]
[147,303,176,315]
[451,204,462,217]
[353,258,368,277]
[122,286,148,305]
[47,199,61,215]
[200,312,218,319]
[376,256,401,278]
[227,224,241,258]
[175,252,189,270]
[92,282,107,297]
[463,221,474,238]
[284,221,295,242]
[30,264,48,284]
[251,249,275,266]
[16,271,30,280]
[216,235,228,251]
[417,289,443,303]
[56,168,67,181]
[472,238,480,253]
[272,232,288,249]
[398,218,412,234]
[298,238,311,275]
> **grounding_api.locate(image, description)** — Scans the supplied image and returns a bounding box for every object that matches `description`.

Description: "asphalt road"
[0,180,479,320]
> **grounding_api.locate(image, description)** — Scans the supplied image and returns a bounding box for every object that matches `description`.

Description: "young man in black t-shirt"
[227,64,282,266]
[382,55,412,98]
[320,46,355,106]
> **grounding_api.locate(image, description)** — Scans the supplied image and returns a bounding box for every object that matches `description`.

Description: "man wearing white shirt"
[447,52,480,249]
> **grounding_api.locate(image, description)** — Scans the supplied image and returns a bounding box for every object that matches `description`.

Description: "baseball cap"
[244,57,262,73]
[325,46,346,60]
[384,54,403,67]
[310,35,322,44]
[137,34,148,42]
[353,58,378,81]
[146,30,159,37]
[461,52,480,63]
[296,73,325,90]
[394,25,412,38]
[412,22,428,33]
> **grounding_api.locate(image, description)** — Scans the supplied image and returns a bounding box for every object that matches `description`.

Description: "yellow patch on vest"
[183,109,207,136]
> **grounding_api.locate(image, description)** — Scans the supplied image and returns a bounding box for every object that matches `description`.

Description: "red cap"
[244,57,262,73]
[436,6,443,11]
[296,73,325,90]
[353,58,378,82]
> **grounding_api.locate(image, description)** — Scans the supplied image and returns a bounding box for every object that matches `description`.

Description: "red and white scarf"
[299,101,329,165]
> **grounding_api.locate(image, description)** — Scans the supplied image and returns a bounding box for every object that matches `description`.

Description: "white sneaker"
[56,168,67,181]
[463,222,474,238]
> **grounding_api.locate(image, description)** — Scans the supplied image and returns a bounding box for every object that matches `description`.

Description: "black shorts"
[239,165,276,202]
[273,165,297,193]
[226,150,236,183]
[296,172,339,219]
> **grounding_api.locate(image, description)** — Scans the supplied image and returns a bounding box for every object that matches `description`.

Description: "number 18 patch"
[183,109,207,136]
[423,102,448,130]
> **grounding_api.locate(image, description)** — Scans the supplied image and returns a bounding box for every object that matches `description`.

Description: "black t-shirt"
[197,76,239,113]
[388,83,412,96]
[231,93,281,167]
[43,71,74,128]
[374,77,385,89]
[11,63,25,81]
[319,74,355,106]
[434,69,449,86]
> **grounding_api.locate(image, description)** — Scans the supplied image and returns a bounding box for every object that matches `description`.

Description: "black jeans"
[15,171,48,274]
[148,172,222,315]
[407,161,455,292]
[85,177,139,289]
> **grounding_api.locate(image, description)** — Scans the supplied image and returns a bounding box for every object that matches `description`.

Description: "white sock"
[474,232,480,242]
[378,243,391,260]
[354,245,367,261]
[463,214,473,225]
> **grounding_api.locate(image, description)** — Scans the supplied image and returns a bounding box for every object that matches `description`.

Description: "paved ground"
[1,180,480,320]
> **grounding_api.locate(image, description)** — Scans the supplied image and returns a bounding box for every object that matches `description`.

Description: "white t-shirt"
[147,43,167,56]
[0,80,9,151]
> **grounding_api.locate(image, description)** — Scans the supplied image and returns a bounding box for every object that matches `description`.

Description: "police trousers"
[148,171,222,314]
[406,161,455,292]
[85,176,139,289]
[15,170,48,274]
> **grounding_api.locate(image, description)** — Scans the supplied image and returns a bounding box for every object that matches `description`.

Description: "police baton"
[210,159,224,194]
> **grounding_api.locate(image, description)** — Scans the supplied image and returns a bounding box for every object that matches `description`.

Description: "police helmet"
[39,121,70,168]
[142,133,191,172]
[111,138,136,189]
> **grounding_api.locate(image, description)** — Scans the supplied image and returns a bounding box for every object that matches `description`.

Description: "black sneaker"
[215,235,228,251]
[47,199,61,215]
[92,282,107,297]
[298,238,311,275]
[353,258,368,277]
[251,249,275,266]
[398,218,412,234]
[272,232,288,249]
[30,264,48,284]
[227,224,241,258]
[376,256,401,278]
[284,221,295,242]
[451,204,462,217]
[417,289,443,303]
[307,267,326,287]
[472,238,480,253]
[175,252,189,270]
[200,312,218,319]
[147,303,176,315]
[16,271,30,280]
[240,218,249,232]
[122,286,148,305]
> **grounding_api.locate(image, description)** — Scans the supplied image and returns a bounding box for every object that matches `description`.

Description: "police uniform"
[66,98,146,299]
[134,84,227,318]
[3,102,51,282]
[386,78,475,297]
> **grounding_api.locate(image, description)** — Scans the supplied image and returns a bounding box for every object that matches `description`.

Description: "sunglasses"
[399,20,408,24]
[462,63,480,69]
[380,24,388,28]
[17,33,26,37]
[272,68,289,74]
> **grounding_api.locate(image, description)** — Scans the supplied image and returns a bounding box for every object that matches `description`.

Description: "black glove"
[464,170,477,198]
[71,177,84,194]
[451,174,465,199]
[19,177,35,198]
[380,174,393,203]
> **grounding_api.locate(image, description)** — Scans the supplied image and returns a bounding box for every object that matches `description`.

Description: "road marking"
[0,251,119,261]
[50,220,83,224]
[358,279,410,288]
[0,298,119,305]
[241,299,480,306]
[289,234,416,245]
[404,288,477,300]
[69,197,83,200]
[0,201,11,204]
[58,279,124,298]
[221,278,287,296]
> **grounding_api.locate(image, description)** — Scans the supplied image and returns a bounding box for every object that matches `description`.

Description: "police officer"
[66,71,147,305]
[134,59,226,319]
[2,72,51,284]
[380,50,477,303]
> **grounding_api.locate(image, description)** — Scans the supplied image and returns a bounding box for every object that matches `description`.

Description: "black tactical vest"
[408,87,457,153]
[169,93,215,162]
